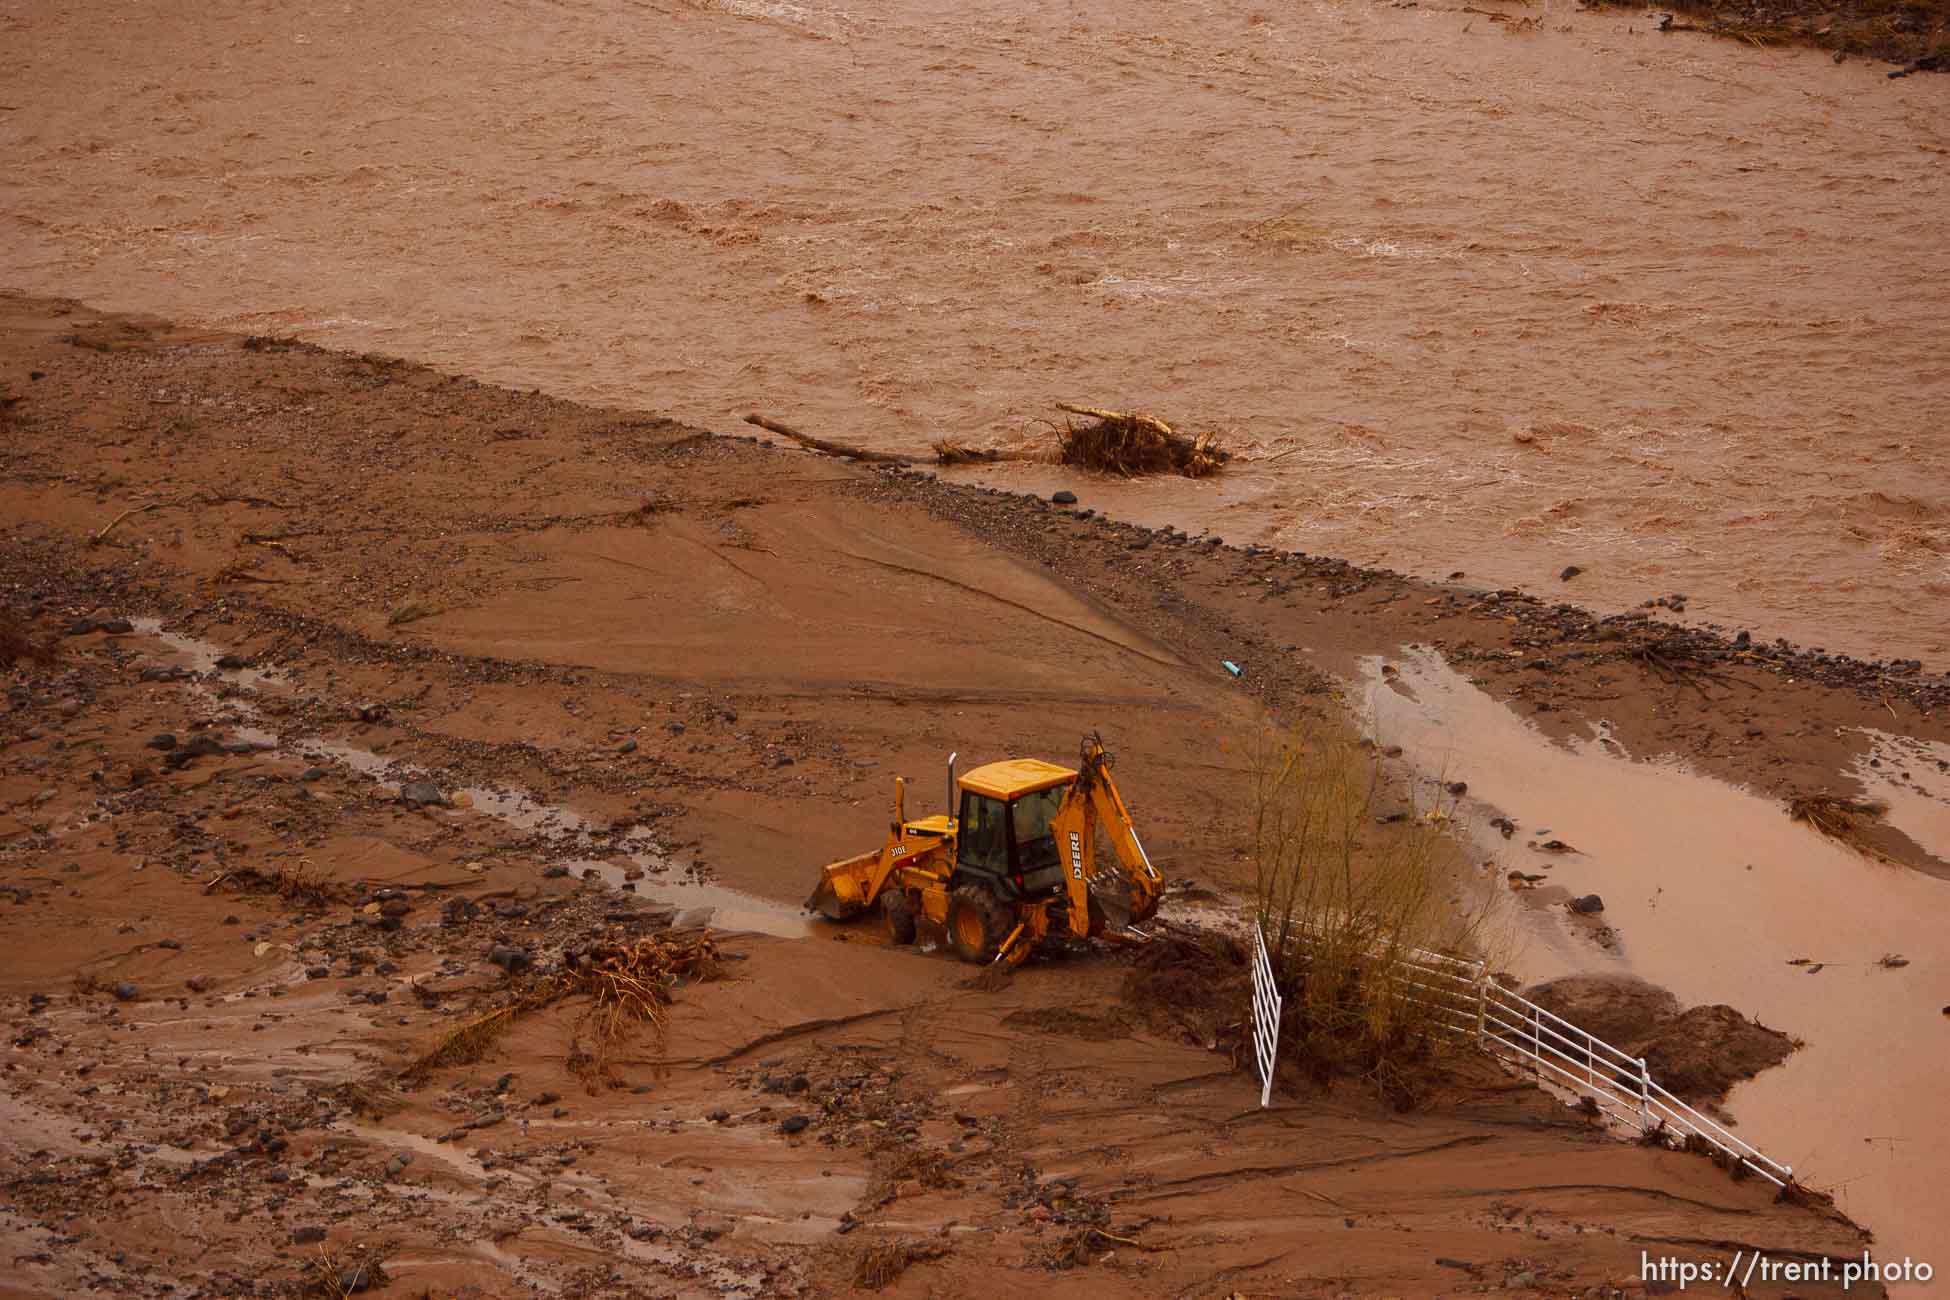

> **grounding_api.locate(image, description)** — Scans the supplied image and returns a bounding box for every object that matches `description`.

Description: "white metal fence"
[1255,929,1796,1187]
[1250,927,1283,1109]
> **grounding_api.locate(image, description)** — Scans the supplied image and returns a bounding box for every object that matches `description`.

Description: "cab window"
[1010,786,1065,871]
[958,792,1009,872]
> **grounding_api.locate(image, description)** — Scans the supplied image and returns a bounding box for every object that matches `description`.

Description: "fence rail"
[1257,928,1796,1187]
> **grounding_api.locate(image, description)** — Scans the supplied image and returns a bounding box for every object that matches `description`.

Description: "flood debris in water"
[1054,403,1228,479]
[1787,793,1892,857]
[746,409,1043,469]
[930,439,1036,466]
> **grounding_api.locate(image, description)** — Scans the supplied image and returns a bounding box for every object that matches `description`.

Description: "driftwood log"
[743,406,1225,478]
[743,413,910,465]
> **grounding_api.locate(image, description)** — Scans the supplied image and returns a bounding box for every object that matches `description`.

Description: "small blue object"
[1223,660,1242,677]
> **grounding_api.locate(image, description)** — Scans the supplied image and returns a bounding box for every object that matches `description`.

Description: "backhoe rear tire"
[947,883,1014,965]
[881,890,917,946]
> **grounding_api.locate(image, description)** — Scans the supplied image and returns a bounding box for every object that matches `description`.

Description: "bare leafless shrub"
[1250,718,1498,1106]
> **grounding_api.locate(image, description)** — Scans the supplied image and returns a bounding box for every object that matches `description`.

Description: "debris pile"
[1787,795,1891,857]
[930,441,1026,466]
[1055,403,1228,478]
[402,931,726,1085]
[1117,923,1249,1048]
[1525,974,1796,1103]
[853,1239,951,1289]
[205,861,345,908]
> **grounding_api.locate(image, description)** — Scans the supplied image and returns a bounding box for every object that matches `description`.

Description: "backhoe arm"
[1052,737,1163,936]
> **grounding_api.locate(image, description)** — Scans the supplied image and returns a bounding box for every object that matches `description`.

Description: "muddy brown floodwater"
[4,0,1949,663]
[1364,651,1950,1275]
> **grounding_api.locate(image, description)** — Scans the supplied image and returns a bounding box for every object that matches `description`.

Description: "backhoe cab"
[805,736,1163,967]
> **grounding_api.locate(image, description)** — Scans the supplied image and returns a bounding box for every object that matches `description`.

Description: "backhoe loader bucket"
[805,849,881,921]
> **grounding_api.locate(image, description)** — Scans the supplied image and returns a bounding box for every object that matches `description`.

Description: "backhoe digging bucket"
[805,849,880,921]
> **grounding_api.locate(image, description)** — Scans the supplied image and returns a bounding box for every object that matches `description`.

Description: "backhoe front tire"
[881,890,917,946]
[947,884,1014,965]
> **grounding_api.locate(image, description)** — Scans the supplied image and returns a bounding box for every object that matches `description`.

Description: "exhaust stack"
[947,751,958,819]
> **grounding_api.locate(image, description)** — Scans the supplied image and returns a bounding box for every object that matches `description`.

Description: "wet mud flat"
[0,631,1877,1300]
[1617,0,1950,69]
[0,298,1932,1294]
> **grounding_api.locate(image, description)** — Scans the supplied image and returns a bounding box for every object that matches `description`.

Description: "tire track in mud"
[825,546,1188,671]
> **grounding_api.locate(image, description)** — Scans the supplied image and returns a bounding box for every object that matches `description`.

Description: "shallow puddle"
[1360,647,1950,1265]
[131,617,286,690]
[1854,729,1950,871]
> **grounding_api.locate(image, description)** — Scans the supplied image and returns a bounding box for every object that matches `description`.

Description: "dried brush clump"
[305,1243,387,1299]
[273,860,340,907]
[1054,403,1228,478]
[853,1239,950,1290]
[398,932,726,1085]
[1250,718,1499,1108]
[334,1079,405,1121]
[1787,794,1890,857]
[1036,1225,1142,1271]
[203,862,344,908]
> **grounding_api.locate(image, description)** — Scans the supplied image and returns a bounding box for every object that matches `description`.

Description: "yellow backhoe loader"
[806,735,1163,966]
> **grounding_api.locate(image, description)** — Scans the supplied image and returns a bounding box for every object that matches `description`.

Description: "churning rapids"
[4,0,1948,663]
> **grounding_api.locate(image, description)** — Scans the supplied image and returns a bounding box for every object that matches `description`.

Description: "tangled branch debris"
[333,1079,405,1121]
[399,933,726,1085]
[1055,403,1228,478]
[306,1243,386,1299]
[1619,633,1756,696]
[930,440,1039,467]
[1038,1225,1144,1270]
[1787,795,1891,857]
[203,862,345,907]
[742,405,1225,476]
[270,861,340,907]
[853,1239,951,1290]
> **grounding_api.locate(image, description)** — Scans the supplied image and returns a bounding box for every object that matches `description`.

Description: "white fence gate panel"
[1250,926,1283,1108]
